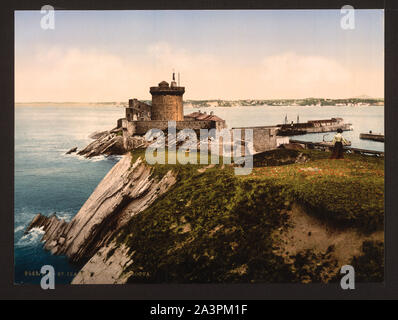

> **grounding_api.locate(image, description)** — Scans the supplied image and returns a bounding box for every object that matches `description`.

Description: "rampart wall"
[133,120,216,135]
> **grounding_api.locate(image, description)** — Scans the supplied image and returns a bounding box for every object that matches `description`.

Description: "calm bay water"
[184,105,385,152]
[15,104,384,284]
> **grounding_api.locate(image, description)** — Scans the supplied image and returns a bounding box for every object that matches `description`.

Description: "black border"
[1,0,397,300]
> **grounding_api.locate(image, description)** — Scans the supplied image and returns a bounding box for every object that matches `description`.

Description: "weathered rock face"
[65,147,77,154]
[78,129,126,158]
[88,130,109,140]
[26,153,177,264]
[71,242,133,284]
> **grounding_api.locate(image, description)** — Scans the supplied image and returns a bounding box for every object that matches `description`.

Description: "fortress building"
[120,73,227,149]
[150,78,185,121]
[118,73,290,154]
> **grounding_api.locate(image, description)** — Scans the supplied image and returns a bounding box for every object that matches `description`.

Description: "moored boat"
[359,132,384,142]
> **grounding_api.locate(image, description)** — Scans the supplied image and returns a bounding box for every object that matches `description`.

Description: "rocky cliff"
[26,152,177,265]
[71,242,133,284]
[26,148,384,284]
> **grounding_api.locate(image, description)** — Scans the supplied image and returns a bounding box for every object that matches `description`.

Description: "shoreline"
[24,148,385,284]
[15,103,384,108]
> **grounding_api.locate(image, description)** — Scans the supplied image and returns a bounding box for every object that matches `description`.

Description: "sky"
[15,10,384,102]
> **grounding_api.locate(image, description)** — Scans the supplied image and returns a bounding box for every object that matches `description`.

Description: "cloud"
[15,47,149,101]
[259,52,382,98]
[15,45,383,101]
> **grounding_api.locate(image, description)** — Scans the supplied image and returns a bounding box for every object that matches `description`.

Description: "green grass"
[247,150,384,232]
[115,148,384,283]
[130,148,228,181]
[116,166,294,283]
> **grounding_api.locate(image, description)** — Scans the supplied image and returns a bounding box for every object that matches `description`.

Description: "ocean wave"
[15,227,44,248]
[105,155,123,161]
[63,152,122,163]
[14,225,25,233]
[14,211,75,238]
[14,208,40,225]
[54,211,74,222]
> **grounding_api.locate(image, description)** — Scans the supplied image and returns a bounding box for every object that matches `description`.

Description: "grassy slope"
[115,149,384,283]
[249,149,384,231]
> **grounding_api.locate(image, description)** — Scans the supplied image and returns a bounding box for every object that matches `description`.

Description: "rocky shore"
[66,128,150,158]
[76,128,126,158]
[26,153,177,267]
[26,138,384,284]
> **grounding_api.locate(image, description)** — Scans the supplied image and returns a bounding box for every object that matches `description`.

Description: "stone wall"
[253,127,278,152]
[116,118,124,128]
[126,99,152,121]
[121,119,227,149]
[122,121,287,153]
[128,99,152,111]
[122,119,135,149]
[133,120,218,135]
[234,126,283,153]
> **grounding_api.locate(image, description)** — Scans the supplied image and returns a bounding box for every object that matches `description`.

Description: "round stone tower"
[150,78,185,121]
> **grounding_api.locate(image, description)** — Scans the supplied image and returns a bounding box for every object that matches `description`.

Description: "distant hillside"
[16,98,384,108]
[184,98,384,108]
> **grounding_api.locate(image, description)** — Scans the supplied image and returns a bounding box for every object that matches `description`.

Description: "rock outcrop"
[88,130,109,140]
[77,129,126,158]
[71,242,133,284]
[65,147,77,154]
[26,153,177,264]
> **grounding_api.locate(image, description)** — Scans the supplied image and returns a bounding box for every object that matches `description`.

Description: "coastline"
[25,147,384,284]
[15,104,385,283]
[15,99,384,108]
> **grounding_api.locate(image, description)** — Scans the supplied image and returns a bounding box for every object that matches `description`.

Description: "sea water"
[14,105,124,284]
[185,105,384,152]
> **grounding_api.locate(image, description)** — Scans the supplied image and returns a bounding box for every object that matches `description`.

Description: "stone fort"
[120,74,227,149]
[119,73,288,153]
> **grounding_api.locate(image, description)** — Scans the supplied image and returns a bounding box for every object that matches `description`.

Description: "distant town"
[16,97,384,107]
[184,97,384,108]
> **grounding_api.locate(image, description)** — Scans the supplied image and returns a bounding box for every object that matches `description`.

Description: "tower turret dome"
[158,81,169,88]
